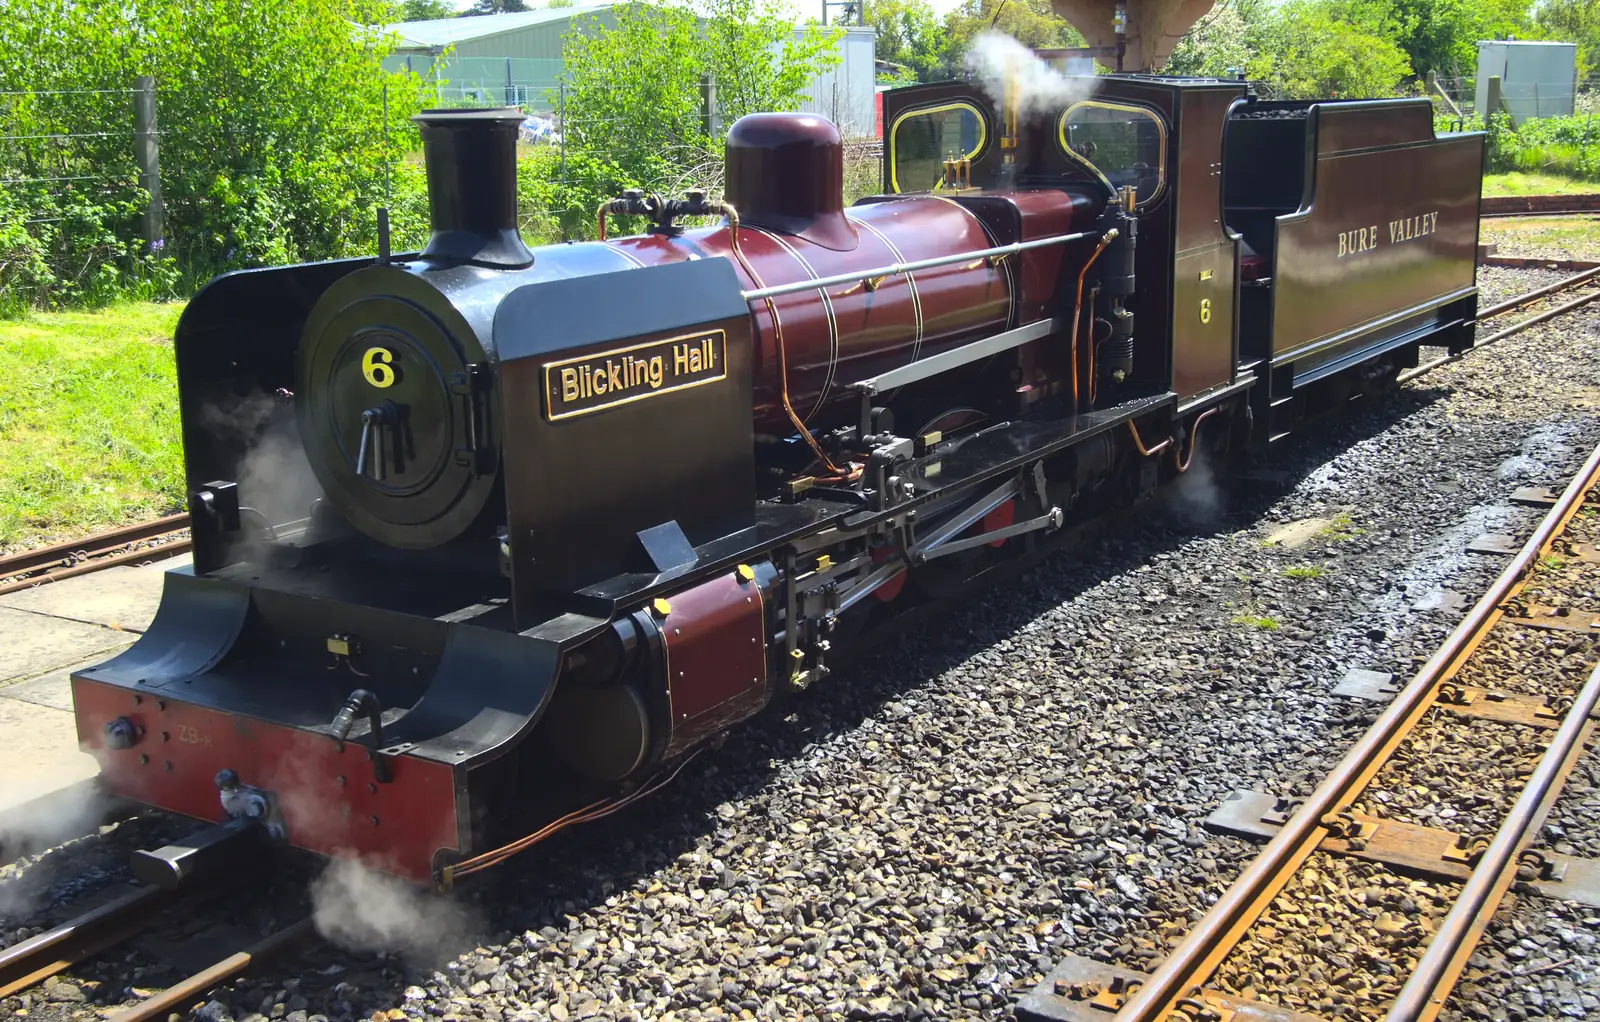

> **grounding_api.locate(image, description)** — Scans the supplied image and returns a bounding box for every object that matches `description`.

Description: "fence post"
[506,56,514,107]
[559,84,567,186]
[702,74,720,141]
[133,76,163,251]
[1487,75,1507,124]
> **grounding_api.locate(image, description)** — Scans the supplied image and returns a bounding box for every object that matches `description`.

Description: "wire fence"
[1428,73,1600,122]
[0,84,151,236]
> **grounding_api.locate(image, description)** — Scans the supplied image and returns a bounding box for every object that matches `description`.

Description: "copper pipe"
[595,201,609,242]
[1173,406,1220,473]
[1126,419,1171,457]
[446,750,703,881]
[1069,230,1117,410]
[1114,436,1600,1022]
[717,201,857,482]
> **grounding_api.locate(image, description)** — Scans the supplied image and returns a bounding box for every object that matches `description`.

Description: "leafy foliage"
[1486,111,1600,179]
[557,0,841,238]
[0,0,429,315]
[1537,0,1600,78]
[1258,1,1416,97]
[868,0,946,83]
[390,0,457,20]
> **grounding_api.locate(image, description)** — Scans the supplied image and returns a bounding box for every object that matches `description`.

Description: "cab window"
[888,102,987,193]
[1059,102,1166,205]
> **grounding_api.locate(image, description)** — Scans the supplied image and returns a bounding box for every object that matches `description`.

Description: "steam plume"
[964,31,1096,123]
[311,858,476,962]
[0,782,111,916]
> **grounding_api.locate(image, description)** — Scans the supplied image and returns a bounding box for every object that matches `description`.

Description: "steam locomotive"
[70,74,1484,883]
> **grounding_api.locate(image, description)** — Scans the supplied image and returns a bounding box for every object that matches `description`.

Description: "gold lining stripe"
[848,215,923,358]
[1057,100,1168,209]
[750,227,839,425]
[927,195,1016,330]
[610,243,648,269]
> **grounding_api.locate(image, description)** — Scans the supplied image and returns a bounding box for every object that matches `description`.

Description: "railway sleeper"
[1203,788,1600,909]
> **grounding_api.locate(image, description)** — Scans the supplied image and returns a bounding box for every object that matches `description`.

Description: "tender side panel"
[1269,106,1483,367]
[1169,87,1243,399]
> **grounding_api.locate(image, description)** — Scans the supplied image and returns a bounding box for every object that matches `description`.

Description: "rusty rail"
[0,885,171,997]
[1113,437,1600,1022]
[105,919,316,1022]
[0,512,190,596]
[1386,658,1600,1022]
[1399,278,1600,385]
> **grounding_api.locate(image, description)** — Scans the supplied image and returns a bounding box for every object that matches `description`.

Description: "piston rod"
[739,231,1097,302]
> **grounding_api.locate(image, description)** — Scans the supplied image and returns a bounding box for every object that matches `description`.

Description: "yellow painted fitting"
[652,597,672,616]
[816,554,833,571]
[737,564,756,583]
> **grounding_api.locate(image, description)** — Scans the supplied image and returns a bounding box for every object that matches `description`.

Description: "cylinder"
[411,108,534,268]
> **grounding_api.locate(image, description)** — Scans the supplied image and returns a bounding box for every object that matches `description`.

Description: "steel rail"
[739,230,1097,302]
[1386,660,1600,1022]
[0,537,192,597]
[105,918,316,1022]
[0,512,189,580]
[0,885,171,997]
[1113,436,1600,1022]
[1474,264,1600,321]
[1398,283,1600,386]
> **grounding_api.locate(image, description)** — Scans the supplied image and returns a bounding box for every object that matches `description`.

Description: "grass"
[1480,215,1600,261]
[1317,512,1363,541]
[1482,171,1600,197]
[1232,614,1281,630]
[0,301,186,548]
[1282,565,1326,579]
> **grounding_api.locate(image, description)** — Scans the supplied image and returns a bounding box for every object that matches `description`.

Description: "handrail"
[738,230,1098,303]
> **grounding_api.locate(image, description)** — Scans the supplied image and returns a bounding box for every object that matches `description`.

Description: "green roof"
[385,5,615,50]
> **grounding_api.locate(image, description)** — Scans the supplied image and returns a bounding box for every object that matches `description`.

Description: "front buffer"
[71,569,562,882]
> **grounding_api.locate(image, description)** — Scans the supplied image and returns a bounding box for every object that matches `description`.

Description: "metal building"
[381,6,619,109]
[1475,40,1578,123]
[381,5,876,134]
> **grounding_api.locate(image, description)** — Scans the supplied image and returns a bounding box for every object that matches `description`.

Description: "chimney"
[411,108,534,269]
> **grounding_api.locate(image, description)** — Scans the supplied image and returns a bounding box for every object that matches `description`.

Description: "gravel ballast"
[2,266,1598,1022]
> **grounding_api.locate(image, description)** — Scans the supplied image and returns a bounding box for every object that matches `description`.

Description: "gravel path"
[2,266,1598,1022]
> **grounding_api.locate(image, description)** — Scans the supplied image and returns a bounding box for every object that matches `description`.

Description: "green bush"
[0,0,431,315]
[1484,112,1600,181]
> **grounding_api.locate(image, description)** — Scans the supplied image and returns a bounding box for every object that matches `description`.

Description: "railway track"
[0,826,315,1022]
[0,512,190,597]
[1021,438,1600,1022]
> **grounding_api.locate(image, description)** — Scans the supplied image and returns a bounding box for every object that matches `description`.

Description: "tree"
[1162,0,1272,78]
[1318,0,1534,76]
[0,0,430,310]
[394,0,456,19]
[465,0,529,14]
[562,0,840,175]
[868,0,945,82]
[1257,0,1415,97]
[1537,0,1600,77]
